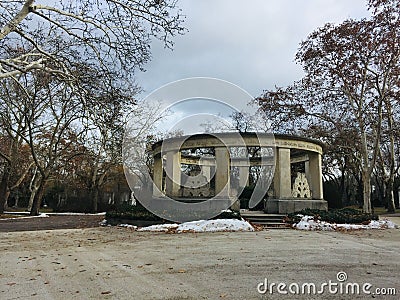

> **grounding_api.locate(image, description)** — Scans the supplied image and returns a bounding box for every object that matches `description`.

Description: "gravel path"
[0,225,399,299]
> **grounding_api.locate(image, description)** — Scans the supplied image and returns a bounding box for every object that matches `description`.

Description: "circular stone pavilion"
[151,132,327,214]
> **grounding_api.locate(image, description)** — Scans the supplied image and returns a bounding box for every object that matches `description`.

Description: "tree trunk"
[14,194,19,208]
[27,169,41,211]
[30,179,46,216]
[362,169,372,213]
[355,173,363,207]
[0,0,34,40]
[385,177,396,213]
[3,191,10,211]
[340,173,347,207]
[0,170,11,214]
[91,188,99,213]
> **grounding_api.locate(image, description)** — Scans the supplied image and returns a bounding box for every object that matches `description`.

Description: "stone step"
[245,219,287,224]
[241,212,290,229]
[241,213,284,218]
[243,215,285,220]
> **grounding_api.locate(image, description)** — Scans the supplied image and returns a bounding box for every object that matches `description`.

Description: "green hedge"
[106,203,162,221]
[285,208,379,224]
[106,203,241,222]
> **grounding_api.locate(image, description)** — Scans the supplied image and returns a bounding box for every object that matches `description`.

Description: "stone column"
[153,155,163,197]
[273,148,291,198]
[165,150,181,197]
[202,165,211,182]
[309,152,323,199]
[214,147,230,196]
[238,166,249,188]
[304,159,311,185]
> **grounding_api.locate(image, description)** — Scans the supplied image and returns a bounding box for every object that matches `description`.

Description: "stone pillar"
[215,147,230,196]
[309,152,323,199]
[304,159,311,185]
[273,148,291,198]
[165,150,181,197]
[202,165,211,182]
[238,166,249,188]
[153,156,163,197]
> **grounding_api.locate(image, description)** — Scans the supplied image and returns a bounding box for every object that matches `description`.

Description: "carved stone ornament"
[292,172,311,198]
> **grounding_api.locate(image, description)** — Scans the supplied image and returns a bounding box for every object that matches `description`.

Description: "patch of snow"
[137,224,178,232]
[336,219,398,230]
[45,212,106,216]
[176,219,254,233]
[99,219,108,226]
[4,211,106,216]
[293,215,399,231]
[136,219,254,233]
[294,216,335,231]
[117,224,138,230]
[0,213,49,221]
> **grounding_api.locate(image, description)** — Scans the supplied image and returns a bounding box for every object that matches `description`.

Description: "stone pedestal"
[266,198,328,214]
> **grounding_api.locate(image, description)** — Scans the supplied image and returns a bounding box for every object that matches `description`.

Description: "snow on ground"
[135,219,255,233]
[177,219,254,232]
[4,211,106,216]
[117,223,138,230]
[293,215,398,231]
[43,212,106,216]
[138,223,178,232]
[0,213,49,221]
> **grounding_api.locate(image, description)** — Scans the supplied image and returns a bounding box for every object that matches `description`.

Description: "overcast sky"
[136,0,370,98]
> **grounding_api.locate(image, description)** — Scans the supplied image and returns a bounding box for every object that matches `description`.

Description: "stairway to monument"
[241,211,290,229]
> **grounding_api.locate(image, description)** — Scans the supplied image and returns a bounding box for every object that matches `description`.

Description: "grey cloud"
[137,0,368,97]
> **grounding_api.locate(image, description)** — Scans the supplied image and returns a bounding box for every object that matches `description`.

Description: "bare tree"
[258,0,400,213]
[0,1,185,214]
[0,78,35,213]
[0,0,184,81]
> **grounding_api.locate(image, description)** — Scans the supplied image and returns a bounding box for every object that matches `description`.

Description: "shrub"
[106,202,162,221]
[213,210,241,220]
[285,208,379,224]
[106,203,242,223]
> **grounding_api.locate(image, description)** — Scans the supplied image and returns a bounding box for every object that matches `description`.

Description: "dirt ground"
[0,216,399,300]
